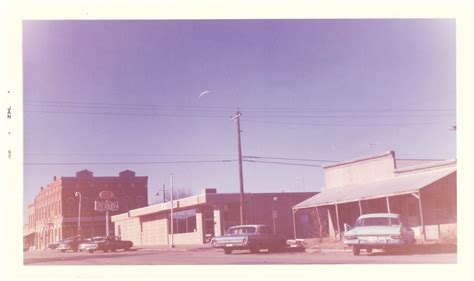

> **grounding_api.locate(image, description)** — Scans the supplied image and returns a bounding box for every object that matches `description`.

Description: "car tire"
[103,249,109,253]
[224,248,232,255]
[366,248,373,254]
[352,246,361,256]
[124,246,131,251]
[88,250,94,253]
[61,249,66,253]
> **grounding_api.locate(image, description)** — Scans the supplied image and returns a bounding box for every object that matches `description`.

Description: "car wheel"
[366,248,373,254]
[103,249,109,253]
[224,248,232,255]
[61,249,66,253]
[88,250,94,253]
[352,246,361,256]
[124,246,131,251]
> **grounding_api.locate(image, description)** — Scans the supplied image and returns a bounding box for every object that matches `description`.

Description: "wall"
[324,152,396,189]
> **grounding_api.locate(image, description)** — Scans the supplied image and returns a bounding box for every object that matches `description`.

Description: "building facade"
[23,169,148,250]
[112,189,316,246]
[293,151,457,242]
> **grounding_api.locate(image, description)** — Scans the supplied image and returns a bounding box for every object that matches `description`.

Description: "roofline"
[395,159,456,174]
[322,151,395,169]
[292,188,421,210]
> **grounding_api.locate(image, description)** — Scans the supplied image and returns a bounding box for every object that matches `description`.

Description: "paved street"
[24,246,456,265]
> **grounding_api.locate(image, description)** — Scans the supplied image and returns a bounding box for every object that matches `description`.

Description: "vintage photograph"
[21,19,457,266]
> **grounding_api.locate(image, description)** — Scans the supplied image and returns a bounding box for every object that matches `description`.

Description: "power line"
[26,100,455,112]
[244,155,338,163]
[244,159,323,167]
[242,119,451,127]
[24,159,238,166]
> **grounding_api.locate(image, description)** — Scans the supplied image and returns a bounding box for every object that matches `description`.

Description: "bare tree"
[150,188,194,205]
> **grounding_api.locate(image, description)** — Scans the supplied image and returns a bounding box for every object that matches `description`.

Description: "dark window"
[168,209,197,234]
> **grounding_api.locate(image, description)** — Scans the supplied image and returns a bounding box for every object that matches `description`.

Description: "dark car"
[211,224,286,255]
[78,236,133,253]
[57,236,84,252]
[48,241,60,250]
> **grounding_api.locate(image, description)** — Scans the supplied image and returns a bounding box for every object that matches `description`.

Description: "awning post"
[386,197,391,214]
[335,203,341,241]
[316,207,323,242]
[417,191,426,242]
[292,209,297,240]
[358,201,363,216]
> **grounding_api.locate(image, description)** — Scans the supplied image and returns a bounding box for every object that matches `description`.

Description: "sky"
[22,19,456,220]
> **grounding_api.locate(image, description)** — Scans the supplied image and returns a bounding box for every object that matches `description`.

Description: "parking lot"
[23,245,456,265]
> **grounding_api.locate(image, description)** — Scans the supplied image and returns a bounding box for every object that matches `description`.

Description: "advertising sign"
[94,200,119,212]
[99,190,114,200]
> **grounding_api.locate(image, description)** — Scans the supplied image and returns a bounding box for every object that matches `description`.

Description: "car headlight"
[345,235,357,240]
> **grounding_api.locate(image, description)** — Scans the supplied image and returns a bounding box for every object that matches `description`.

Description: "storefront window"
[168,209,197,234]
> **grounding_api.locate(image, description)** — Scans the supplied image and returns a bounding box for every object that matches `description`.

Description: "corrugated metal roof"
[294,167,456,209]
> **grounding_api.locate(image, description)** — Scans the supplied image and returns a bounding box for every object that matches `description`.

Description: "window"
[226,226,257,235]
[168,209,197,234]
[355,217,400,227]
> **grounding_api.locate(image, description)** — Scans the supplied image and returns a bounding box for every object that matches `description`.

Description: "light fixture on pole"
[75,192,82,235]
[272,197,278,234]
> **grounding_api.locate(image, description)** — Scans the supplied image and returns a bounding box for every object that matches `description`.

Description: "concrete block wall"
[115,217,141,246]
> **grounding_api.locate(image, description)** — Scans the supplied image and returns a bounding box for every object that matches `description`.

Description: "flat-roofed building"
[112,189,316,246]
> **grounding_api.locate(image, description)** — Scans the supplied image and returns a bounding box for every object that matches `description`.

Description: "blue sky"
[23,19,456,219]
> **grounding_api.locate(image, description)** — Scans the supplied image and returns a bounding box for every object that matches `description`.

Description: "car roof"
[228,224,267,228]
[357,213,401,219]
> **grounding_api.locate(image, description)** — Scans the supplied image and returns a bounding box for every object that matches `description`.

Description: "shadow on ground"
[369,243,457,256]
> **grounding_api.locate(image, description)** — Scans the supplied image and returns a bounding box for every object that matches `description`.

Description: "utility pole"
[231,110,246,225]
[170,174,174,248]
[162,184,167,203]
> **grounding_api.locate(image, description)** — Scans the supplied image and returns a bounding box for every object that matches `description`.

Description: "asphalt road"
[24,247,456,265]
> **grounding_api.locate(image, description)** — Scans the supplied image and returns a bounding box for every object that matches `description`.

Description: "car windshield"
[226,227,257,235]
[355,217,400,227]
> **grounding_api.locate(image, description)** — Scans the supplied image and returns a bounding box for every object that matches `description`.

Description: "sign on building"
[94,200,119,212]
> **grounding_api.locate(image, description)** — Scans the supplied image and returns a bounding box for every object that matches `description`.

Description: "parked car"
[48,241,60,250]
[210,224,286,255]
[78,236,133,253]
[343,213,415,256]
[57,236,84,252]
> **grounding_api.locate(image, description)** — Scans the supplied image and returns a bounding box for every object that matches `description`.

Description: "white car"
[343,213,415,256]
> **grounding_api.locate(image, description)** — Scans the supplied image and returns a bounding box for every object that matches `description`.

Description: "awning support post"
[316,207,323,242]
[292,209,297,240]
[386,197,391,214]
[386,197,392,224]
[358,201,363,216]
[417,191,426,242]
[335,203,341,241]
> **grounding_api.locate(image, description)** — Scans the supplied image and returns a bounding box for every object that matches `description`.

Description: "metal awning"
[293,167,456,210]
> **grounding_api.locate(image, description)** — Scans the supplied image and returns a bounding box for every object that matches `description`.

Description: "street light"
[273,197,278,234]
[75,192,82,236]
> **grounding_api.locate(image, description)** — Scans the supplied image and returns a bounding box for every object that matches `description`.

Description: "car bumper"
[344,238,405,247]
[79,245,99,251]
[212,242,248,249]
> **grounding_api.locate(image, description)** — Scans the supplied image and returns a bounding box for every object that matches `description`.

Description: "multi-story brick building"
[23,169,148,250]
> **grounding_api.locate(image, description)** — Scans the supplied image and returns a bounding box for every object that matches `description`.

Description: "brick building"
[111,189,316,246]
[23,169,148,250]
[293,151,456,242]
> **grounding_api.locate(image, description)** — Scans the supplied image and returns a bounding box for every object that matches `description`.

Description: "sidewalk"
[136,243,215,252]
